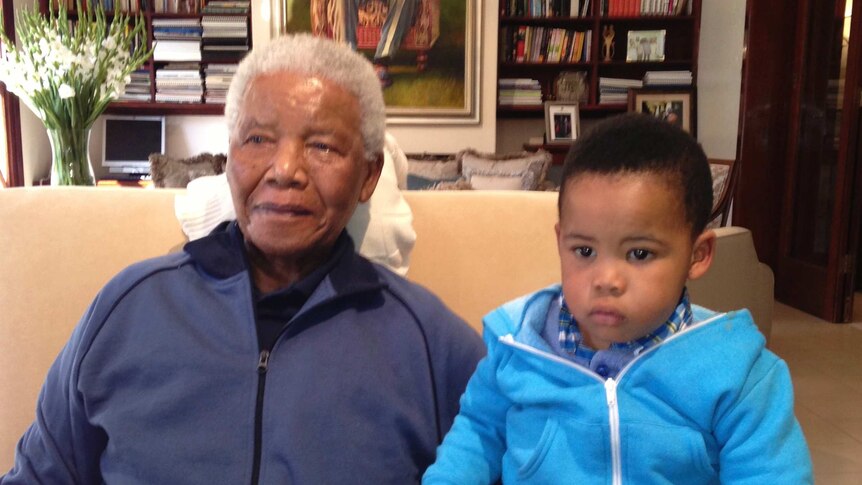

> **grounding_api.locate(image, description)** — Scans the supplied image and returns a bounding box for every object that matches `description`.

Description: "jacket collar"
[183,221,386,299]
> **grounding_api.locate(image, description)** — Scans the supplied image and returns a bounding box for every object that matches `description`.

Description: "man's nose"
[270,141,308,187]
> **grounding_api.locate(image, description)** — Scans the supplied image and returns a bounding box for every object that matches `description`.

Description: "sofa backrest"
[0,187,773,473]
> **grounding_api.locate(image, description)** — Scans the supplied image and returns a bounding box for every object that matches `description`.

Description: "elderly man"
[2,34,483,484]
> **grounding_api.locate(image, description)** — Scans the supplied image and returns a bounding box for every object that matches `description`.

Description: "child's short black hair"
[559,113,713,237]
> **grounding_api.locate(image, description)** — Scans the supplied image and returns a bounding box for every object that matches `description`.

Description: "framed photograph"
[626,29,666,62]
[627,88,695,135]
[544,102,580,145]
[274,0,482,125]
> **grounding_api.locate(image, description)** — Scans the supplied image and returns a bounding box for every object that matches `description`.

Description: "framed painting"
[544,102,580,145]
[274,0,482,124]
[627,88,695,135]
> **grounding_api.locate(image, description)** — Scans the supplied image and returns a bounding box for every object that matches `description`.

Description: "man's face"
[555,172,714,350]
[227,71,382,260]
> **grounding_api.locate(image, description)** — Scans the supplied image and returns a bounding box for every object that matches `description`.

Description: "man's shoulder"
[372,265,483,343]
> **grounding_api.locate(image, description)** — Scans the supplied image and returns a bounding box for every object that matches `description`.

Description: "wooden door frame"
[1,0,23,187]
[737,0,862,322]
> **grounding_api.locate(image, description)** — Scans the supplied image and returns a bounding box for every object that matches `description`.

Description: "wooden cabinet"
[497,0,701,118]
[39,0,251,116]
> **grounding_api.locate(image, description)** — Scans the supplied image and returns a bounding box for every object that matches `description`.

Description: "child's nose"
[593,264,626,296]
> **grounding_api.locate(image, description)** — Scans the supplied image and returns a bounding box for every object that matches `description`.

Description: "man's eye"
[309,142,333,153]
[628,248,652,261]
[245,135,265,144]
[574,247,594,258]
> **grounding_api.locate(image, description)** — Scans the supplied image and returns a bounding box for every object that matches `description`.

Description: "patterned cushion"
[406,153,460,190]
[458,149,552,191]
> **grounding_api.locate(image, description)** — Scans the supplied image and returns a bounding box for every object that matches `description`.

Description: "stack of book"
[643,70,692,86]
[201,15,250,63]
[204,63,238,104]
[153,19,202,62]
[599,77,642,104]
[155,63,203,104]
[117,69,152,102]
[498,78,543,107]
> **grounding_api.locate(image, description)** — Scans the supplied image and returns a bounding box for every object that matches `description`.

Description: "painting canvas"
[276,0,481,124]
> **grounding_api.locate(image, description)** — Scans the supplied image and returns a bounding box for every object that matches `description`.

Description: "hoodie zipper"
[250,349,270,485]
[498,312,724,484]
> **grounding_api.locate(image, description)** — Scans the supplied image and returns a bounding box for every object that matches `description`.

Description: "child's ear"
[687,230,716,281]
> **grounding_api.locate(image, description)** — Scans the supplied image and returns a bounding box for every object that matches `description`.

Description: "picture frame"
[626,29,666,62]
[274,0,482,125]
[544,102,580,145]
[627,88,695,135]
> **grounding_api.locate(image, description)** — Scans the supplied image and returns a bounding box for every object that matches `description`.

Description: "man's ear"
[358,152,384,203]
[688,229,716,281]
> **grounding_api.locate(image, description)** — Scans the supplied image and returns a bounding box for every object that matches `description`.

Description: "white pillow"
[174,132,416,275]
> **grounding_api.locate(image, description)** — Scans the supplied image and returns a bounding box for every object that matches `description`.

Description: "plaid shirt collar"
[558,289,693,360]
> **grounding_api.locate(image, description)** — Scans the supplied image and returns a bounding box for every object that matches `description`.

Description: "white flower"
[58,84,75,99]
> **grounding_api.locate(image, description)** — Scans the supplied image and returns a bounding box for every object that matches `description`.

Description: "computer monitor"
[101,115,165,177]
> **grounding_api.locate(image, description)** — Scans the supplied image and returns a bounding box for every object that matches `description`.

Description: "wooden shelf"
[40,0,251,117]
[497,0,701,119]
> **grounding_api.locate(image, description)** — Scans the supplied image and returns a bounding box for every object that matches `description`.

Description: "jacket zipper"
[605,378,622,485]
[250,349,270,485]
[498,312,726,484]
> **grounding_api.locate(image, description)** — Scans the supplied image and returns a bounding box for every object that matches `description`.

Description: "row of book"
[500,0,590,18]
[498,78,543,106]
[201,0,249,14]
[501,26,592,64]
[51,0,146,12]
[601,0,689,16]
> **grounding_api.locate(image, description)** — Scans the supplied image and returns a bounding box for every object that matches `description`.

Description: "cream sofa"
[0,187,774,472]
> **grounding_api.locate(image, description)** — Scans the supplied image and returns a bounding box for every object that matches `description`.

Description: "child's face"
[555,172,715,350]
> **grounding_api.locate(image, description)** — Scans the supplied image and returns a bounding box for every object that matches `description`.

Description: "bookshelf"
[39,0,251,116]
[497,0,701,118]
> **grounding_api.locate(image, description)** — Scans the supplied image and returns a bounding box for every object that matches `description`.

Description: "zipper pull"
[604,378,617,407]
[258,350,270,374]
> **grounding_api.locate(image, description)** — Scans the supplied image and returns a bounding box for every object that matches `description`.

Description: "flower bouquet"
[0,1,151,185]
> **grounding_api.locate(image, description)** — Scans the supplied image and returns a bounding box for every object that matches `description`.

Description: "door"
[0,0,23,187]
[737,0,861,322]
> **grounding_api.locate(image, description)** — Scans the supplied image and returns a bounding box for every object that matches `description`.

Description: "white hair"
[225,33,386,161]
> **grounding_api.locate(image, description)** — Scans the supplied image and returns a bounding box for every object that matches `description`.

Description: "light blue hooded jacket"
[424,284,812,484]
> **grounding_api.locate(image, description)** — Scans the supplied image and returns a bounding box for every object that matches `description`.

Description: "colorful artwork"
[279,0,480,123]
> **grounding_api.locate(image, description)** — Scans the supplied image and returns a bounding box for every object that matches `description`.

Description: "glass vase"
[47,126,95,186]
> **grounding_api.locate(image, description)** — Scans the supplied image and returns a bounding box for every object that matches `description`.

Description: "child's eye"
[574,246,594,258]
[628,248,653,261]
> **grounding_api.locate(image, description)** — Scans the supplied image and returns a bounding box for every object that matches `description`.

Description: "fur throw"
[150,152,227,188]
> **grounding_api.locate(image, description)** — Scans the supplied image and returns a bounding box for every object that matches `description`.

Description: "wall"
[697,0,745,159]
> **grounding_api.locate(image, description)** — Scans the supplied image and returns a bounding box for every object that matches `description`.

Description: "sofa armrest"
[688,226,775,343]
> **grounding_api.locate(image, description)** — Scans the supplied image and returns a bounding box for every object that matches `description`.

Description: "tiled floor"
[770,293,862,484]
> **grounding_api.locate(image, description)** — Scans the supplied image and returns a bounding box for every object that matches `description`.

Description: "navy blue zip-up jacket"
[2,223,485,484]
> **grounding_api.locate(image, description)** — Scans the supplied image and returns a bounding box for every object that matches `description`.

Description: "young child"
[423,114,812,484]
